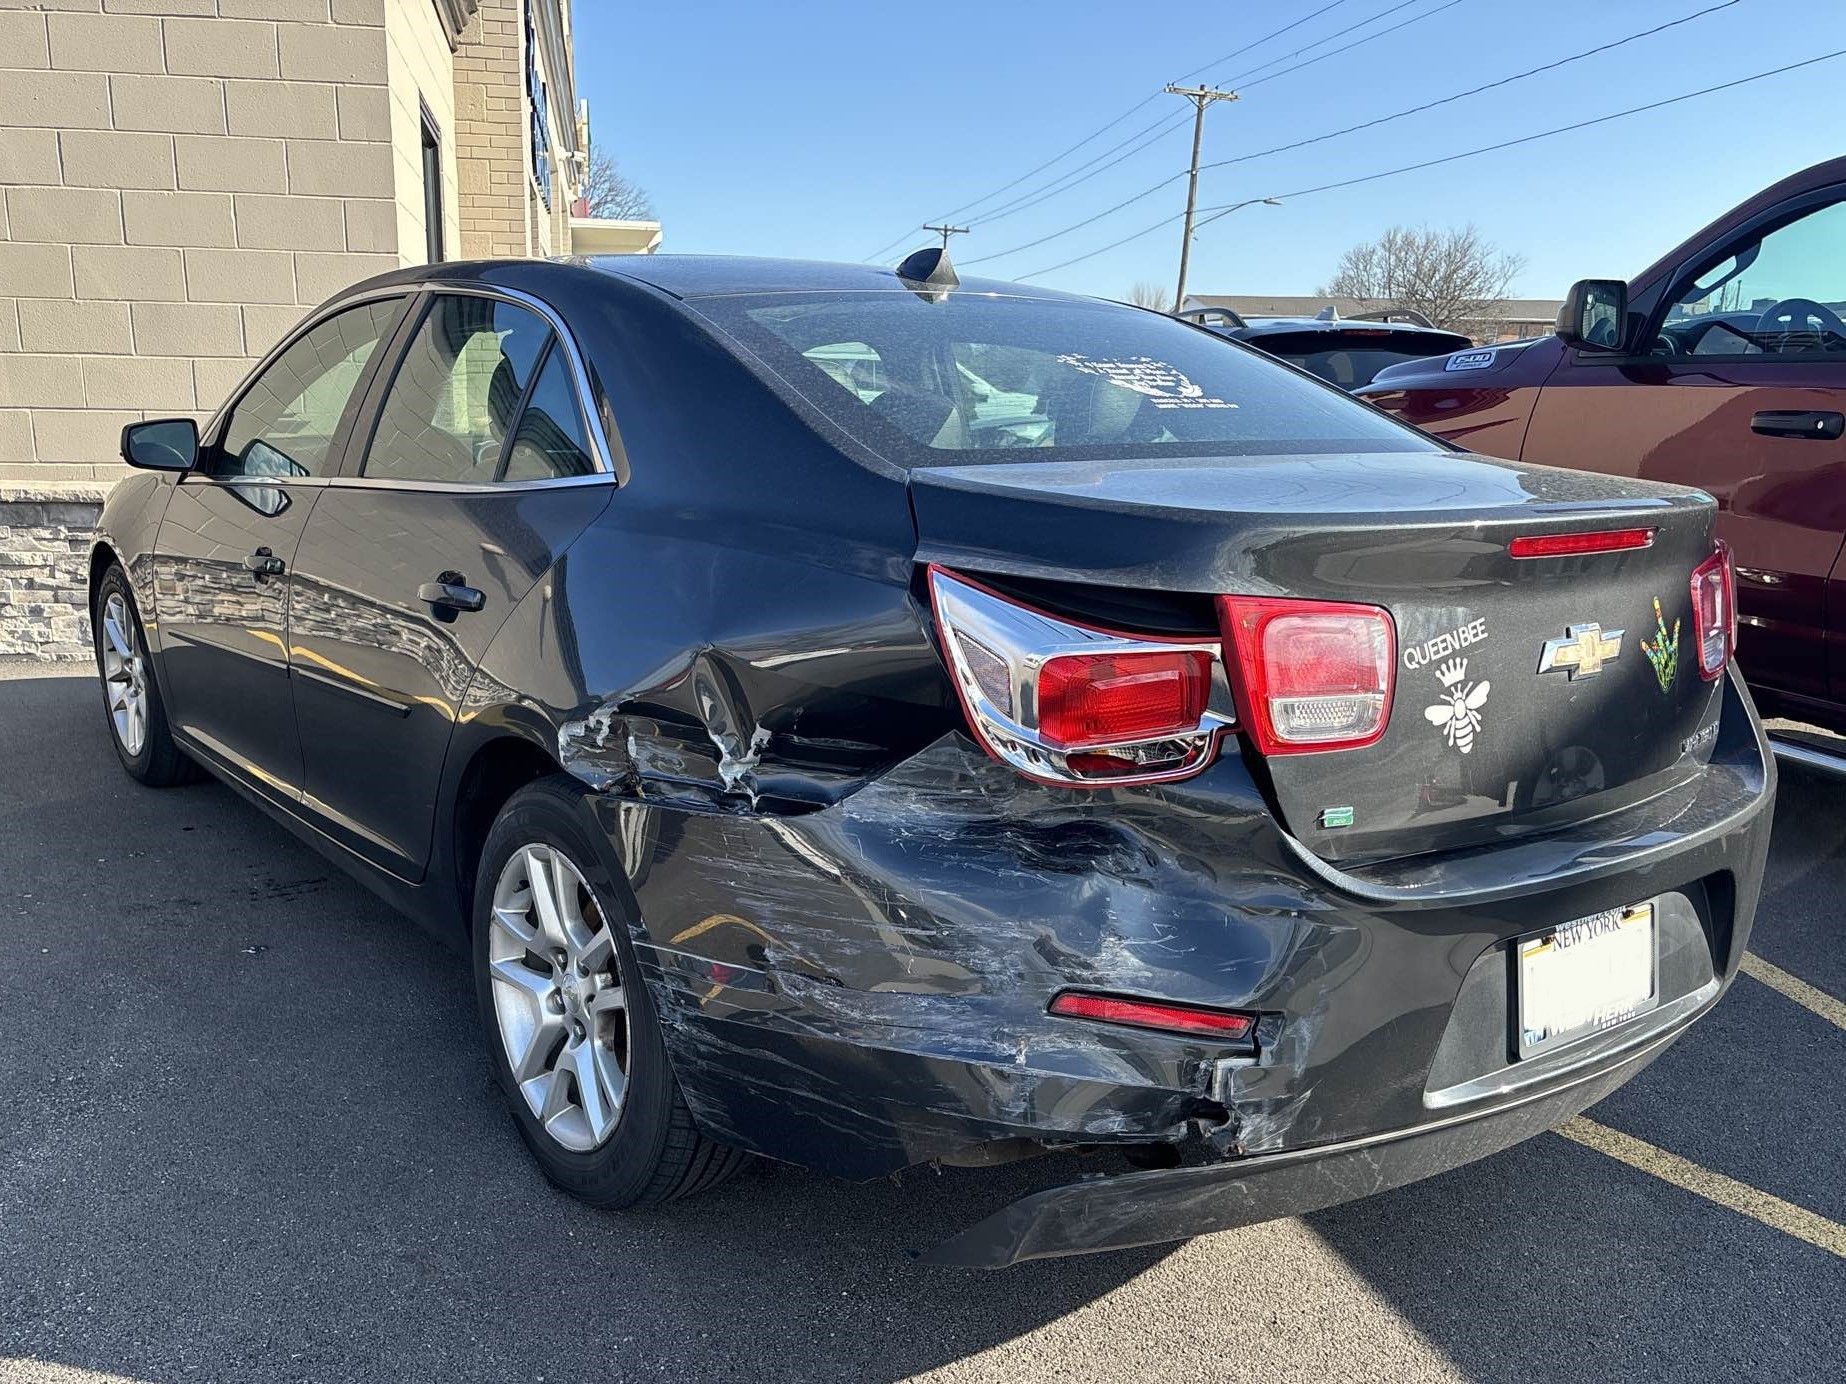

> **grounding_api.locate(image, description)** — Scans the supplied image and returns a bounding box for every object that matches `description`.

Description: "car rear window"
[688,291,1436,466]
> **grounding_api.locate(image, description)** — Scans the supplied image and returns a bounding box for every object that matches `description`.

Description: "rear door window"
[361,294,550,484]
[692,291,1435,465]
[500,346,597,482]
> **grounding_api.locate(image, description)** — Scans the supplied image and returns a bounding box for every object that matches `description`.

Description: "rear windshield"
[688,291,1437,466]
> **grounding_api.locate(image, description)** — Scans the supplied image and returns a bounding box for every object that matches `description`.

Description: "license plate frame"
[1516,902,1658,1058]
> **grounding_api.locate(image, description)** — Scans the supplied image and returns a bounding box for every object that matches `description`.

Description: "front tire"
[472,775,746,1207]
[93,564,194,787]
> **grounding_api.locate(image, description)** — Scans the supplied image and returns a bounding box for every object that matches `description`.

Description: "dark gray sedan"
[91,251,1773,1264]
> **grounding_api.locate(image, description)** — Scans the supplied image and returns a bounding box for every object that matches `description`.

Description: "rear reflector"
[1218,596,1395,754]
[1691,541,1736,679]
[1038,649,1210,749]
[1049,991,1256,1040]
[1508,528,1656,558]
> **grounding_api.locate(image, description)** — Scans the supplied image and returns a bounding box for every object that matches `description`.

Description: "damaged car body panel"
[93,252,1775,1265]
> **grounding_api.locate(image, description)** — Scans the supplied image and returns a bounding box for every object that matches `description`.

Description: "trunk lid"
[910,451,1725,863]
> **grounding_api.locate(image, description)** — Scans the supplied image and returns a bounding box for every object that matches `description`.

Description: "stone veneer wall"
[0,488,105,660]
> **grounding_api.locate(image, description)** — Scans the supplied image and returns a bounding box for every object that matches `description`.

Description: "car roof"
[331,252,1103,307]
[589,253,1097,302]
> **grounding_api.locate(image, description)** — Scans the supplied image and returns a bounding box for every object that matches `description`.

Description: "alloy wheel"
[99,591,149,758]
[488,843,630,1152]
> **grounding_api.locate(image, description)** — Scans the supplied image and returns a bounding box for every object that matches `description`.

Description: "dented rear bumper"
[590,667,1772,1255]
[924,1014,1681,1267]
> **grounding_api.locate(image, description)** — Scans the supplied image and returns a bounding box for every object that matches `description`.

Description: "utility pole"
[922,223,970,253]
[1165,84,1238,312]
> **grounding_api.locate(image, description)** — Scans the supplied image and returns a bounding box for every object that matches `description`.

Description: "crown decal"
[1436,658,1469,688]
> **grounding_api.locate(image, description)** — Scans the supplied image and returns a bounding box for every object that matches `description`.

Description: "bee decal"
[1423,658,1491,754]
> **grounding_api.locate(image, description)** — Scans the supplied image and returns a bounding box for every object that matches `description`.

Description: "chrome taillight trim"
[927,566,1235,788]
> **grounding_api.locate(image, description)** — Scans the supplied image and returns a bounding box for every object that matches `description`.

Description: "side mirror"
[1556,279,1629,353]
[121,417,198,472]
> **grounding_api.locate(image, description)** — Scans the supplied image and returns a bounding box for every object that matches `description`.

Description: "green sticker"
[1319,806,1355,830]
[1641,596,1680,694]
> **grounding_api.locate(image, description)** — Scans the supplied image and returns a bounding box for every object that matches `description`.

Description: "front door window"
[1658,199,1846,358]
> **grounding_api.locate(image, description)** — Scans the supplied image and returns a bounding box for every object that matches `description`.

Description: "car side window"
[362,294,550,484]
[500,346,597,482]
[1657,198,1846,358]
[214,299,402,479]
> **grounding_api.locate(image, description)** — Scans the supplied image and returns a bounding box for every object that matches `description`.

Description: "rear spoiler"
[1349,308,1437,328]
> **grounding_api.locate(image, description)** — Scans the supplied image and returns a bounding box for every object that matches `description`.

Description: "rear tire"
[472,774,747,1207]
[93,564,196,788]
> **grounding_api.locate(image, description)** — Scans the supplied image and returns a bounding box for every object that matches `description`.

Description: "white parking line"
[1740,951,1846,1032]
[1558,1117,1846,1260]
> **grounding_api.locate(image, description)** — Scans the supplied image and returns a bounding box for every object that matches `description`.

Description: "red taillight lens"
[1037,650,1210,749]
[927,566,1226,787]
[1049,990,1256,1040]
[1691,541,1735,680]
[1509,527,1656,559]
[1218,597,1395,754]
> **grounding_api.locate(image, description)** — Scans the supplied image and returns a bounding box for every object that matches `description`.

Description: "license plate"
[1517,903,1657,1056]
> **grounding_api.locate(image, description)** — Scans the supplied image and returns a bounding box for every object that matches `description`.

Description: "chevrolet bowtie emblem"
[1537,622,1625,680]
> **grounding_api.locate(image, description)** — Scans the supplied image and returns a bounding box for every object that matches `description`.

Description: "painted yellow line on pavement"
[1558,1117,1846,1260]
[1740,951,1846,1032]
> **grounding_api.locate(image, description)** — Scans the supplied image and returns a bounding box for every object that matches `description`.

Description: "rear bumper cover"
[594,666,1773,1254]
[923,985,1688,1266]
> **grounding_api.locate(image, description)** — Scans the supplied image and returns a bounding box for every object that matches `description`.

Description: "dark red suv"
[1360,156,1846,753]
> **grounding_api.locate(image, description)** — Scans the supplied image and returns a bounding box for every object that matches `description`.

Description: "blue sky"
[574,0,1845,301]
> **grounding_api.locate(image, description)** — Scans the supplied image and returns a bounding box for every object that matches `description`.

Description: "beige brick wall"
[0,0,429,485]
[453,0,526,259]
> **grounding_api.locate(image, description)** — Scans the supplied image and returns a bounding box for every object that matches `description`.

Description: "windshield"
[689,291,1437,466]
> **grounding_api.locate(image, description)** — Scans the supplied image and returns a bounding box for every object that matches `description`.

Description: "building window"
[525,0,552,211]
[420,105,445,264]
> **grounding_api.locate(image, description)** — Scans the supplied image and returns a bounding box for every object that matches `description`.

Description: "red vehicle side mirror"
[1557,279,1630,353]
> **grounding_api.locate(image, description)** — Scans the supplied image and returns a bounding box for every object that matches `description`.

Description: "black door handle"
[418,575,486,614]
[244,546,286,576]
[1751,410,1844,440]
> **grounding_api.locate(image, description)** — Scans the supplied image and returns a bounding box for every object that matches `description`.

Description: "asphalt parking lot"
[1,664,1841,1384]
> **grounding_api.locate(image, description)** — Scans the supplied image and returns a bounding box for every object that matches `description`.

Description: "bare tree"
[1318,224,1524,334]
[580,147,655,220]
[1128,280,1172,312]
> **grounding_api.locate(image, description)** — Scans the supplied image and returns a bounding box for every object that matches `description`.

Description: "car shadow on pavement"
[2,671,1841,1383]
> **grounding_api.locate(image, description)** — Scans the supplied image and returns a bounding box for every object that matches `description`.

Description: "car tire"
[472,774,747,1207]
[93,563,197,788]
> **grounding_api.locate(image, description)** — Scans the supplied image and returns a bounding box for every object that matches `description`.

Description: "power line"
[1012,48,1846,280]
[1204,0,1740,170]
[1232,0,1471,91]
[971,111,1192,226]
[964,0,1741,267]
[945,0,1473,245]
[1218,0,1445,88]
[861,0,1370,261]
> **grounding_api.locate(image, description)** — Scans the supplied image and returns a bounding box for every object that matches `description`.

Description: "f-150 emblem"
[1537,622,1624,680]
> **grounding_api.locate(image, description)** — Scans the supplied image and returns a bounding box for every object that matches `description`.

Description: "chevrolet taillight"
[927,566,1230,788]
[1217,596,1396,754]
[1691,540,1736,680]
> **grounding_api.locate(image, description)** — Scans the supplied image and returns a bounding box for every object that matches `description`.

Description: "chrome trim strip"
[1770,735,1846,777]
[291,663,413,716]
[194,279,622,493]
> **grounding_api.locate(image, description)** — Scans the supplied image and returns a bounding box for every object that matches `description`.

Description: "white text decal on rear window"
[1054,354,1238,410]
